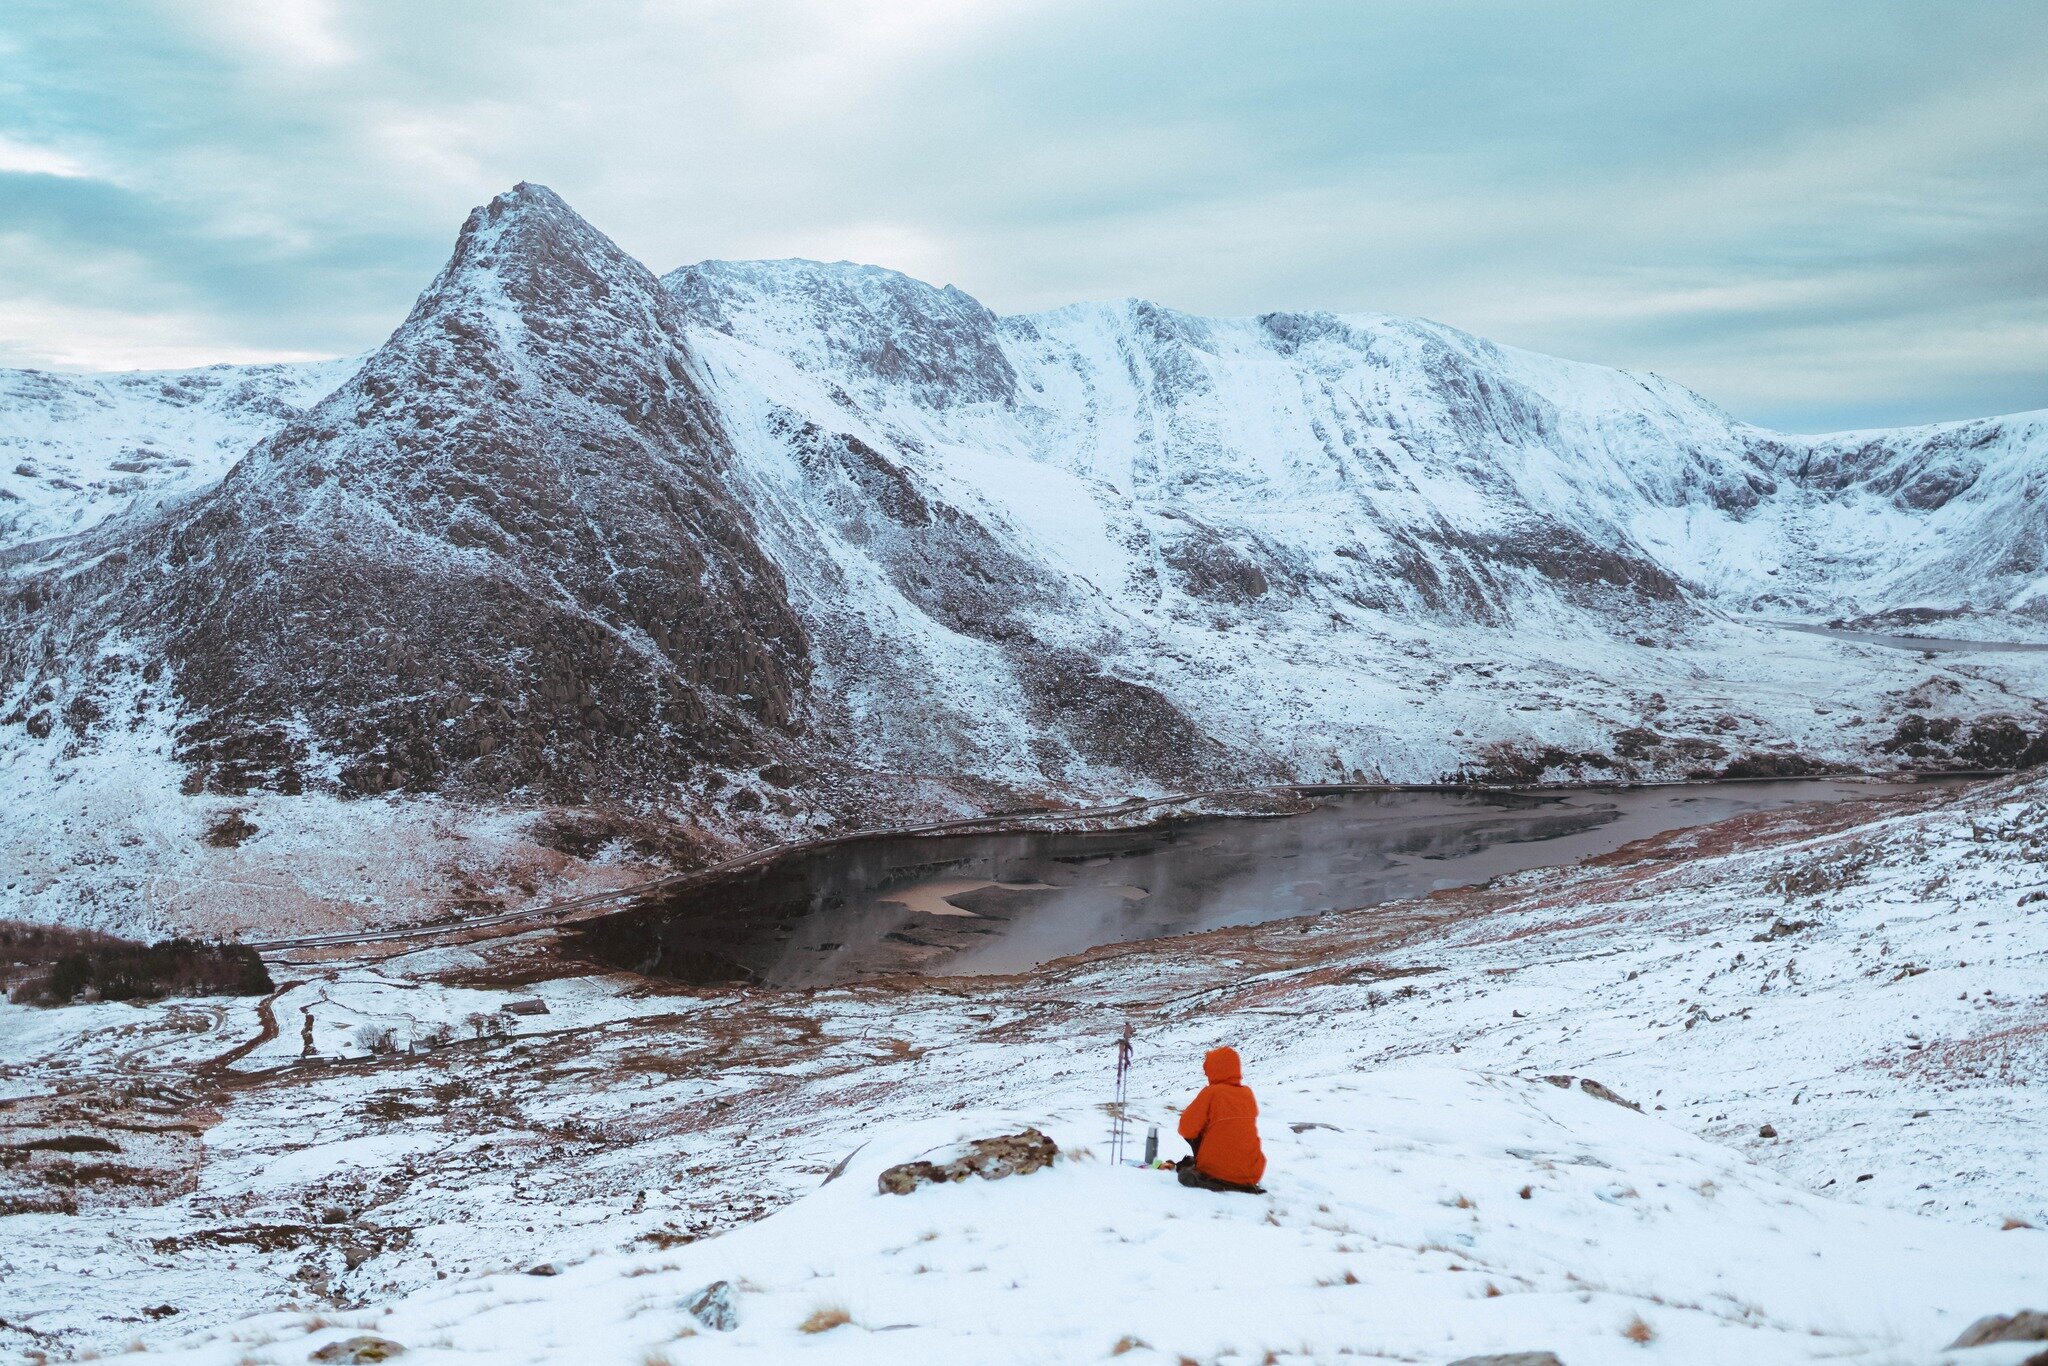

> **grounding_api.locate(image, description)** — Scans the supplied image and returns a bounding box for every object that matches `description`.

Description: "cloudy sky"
[2,1,2044,431]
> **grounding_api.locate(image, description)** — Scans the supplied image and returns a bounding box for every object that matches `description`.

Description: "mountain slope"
[671,255,2048,791]
[6,185,812,806]
[675,255,2048,626]
[0,355,360,550]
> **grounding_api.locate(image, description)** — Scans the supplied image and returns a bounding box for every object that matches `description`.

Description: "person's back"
[1177,1045,1265,1190]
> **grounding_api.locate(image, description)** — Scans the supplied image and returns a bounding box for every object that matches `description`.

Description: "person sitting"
[1175,1045,1266,1194]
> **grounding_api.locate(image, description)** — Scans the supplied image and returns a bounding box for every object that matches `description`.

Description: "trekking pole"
[1111,1021,1135,1165]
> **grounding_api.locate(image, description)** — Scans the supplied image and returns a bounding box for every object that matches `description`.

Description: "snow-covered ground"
[4,771,2041,1362]
[124,1075,2048,1366]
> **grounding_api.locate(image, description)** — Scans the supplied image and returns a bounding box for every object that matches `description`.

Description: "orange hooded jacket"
[1177,1045,1265,1187]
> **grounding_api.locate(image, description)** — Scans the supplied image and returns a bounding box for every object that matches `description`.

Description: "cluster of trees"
[2,921,272,1007]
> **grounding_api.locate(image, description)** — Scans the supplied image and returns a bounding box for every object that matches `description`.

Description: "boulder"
[309,1337,405,1364]
[877,1128,1059,1195]
[1950,1310,2048,1348]
[683,1279,739,1332]
[1541,1075,1642,1112]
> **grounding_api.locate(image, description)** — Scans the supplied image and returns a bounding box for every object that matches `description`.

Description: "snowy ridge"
[675,255,2048,624]
[0,356,361,552]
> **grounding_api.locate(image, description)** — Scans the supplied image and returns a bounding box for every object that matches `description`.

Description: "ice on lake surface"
[616,779,1949,983]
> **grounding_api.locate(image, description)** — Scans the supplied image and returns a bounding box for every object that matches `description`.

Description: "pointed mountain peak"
[461,181,587,242]
[440,181,641,288]
[388,181,678,358]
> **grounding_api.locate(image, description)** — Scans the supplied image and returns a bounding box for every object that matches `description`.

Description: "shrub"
[353,1025,398,1054]
[798,1307,850,1334]
[49,953,92,1001]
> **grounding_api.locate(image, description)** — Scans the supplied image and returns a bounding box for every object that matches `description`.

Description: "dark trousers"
[1175,1155,1264,1195]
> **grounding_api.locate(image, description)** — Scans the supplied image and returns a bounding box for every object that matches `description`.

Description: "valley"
[2,767,2041,1361]
[2,183,2045,939]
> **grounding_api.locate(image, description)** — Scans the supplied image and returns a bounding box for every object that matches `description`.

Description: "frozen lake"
[569,778,1953,985]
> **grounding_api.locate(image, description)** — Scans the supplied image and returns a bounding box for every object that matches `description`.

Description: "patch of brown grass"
[798,1306,851,1334]
[1110,1337,1150,1356]
[873,1037,924,1060]
[1622,1314,1656,1345]
[613,1051,701,1079]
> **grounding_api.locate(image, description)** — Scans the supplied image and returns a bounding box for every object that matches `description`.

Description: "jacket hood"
[1203,1046,1242,1084]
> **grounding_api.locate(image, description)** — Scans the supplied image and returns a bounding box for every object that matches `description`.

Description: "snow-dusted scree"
[3,182,2047,935]
[2,771,2042,1362]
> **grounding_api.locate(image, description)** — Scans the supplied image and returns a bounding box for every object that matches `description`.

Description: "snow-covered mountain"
[2,183,2045,934]
[3,184,2045,1365]
[675,252,2048,627]
[0,356,360,550]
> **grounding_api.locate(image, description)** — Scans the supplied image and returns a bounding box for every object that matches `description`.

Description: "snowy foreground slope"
[129,1078,2048,1366]
[4,770,2042,1362]
[4,183,2048,937]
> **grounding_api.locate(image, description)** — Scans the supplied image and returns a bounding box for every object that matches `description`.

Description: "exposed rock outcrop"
[877,1128,1060,1195]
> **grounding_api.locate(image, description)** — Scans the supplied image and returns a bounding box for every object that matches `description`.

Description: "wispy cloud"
[0,133,92,179]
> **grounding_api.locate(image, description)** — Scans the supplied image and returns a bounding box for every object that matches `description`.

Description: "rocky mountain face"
[4,185,812,807]
[672,253,2047,790]
[2,183,2045,932]
[681,256,2048,629]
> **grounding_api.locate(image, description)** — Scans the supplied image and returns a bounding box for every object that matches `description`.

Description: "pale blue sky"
[2,0,2044,431]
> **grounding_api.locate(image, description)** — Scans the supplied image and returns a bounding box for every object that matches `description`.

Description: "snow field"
[140,1072,2047,1365]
